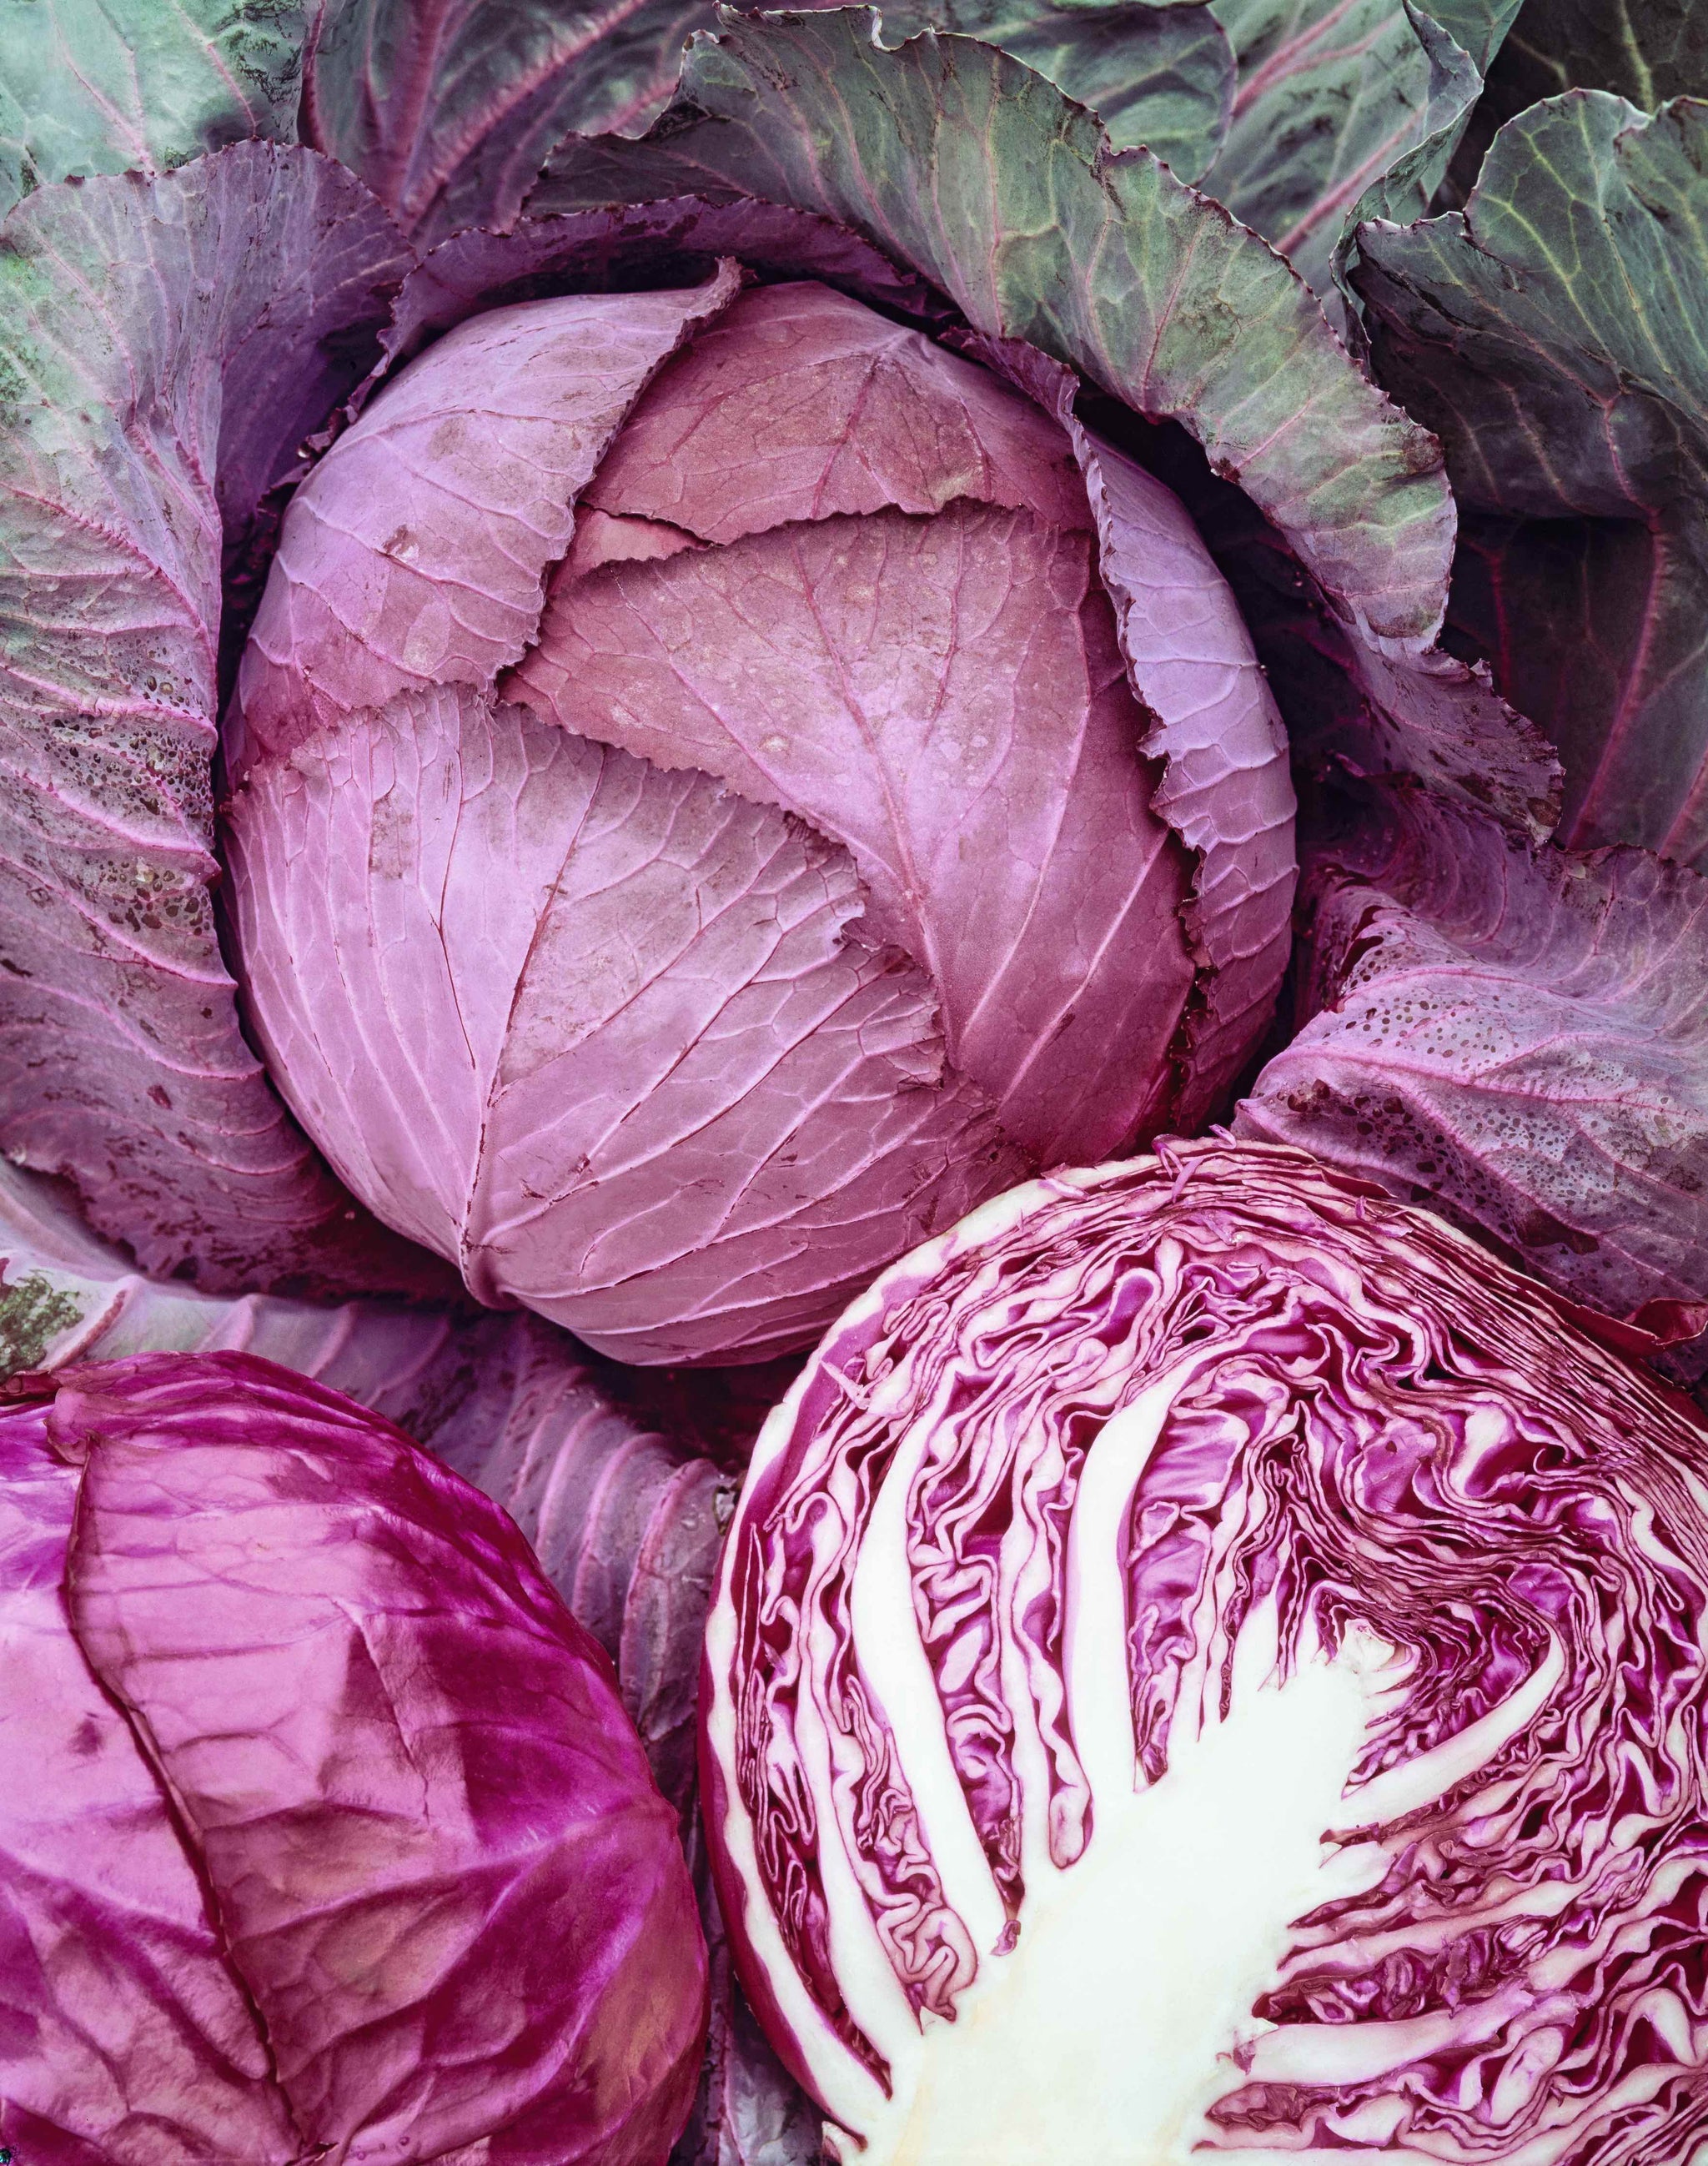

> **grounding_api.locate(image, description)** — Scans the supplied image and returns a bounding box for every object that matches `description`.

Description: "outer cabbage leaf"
[1452,0,1708,200]
[3,1349,707,2166]
[1356,93,1708,869]
[530,8,1454,661]
[870,0,1234,178]
[1198,0,1521,313]
[1114,408,1561,837]
[529,7,1556,830]
[299,0,1233,248]
[0,1149,580,1440]
[704,1138,1708,2165]
[300,0,720,244]
[0,143,449,1298]
[1235,783,1708,1367]
[0,0,307,219]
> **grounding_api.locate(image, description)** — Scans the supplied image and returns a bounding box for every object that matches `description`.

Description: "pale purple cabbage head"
[222,268,1295,1368]
[703,1137,1708,2165]
[0,1349,706,2166]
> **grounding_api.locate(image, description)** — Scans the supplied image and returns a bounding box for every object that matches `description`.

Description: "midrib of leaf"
[1228,0,1369,121]
[1273,92,1426,260]
[365,0,460,219]
[162,0,257,121]
[1614,0,1658,113]
[414,0,676,220]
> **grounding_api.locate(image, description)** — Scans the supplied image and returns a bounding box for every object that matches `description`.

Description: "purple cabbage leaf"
[703,1137,1708,2164]
[0,1348,707,2165]
[1234,781,1708,1373]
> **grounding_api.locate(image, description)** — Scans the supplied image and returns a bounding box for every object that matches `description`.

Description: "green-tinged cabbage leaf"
[0,141,444,1295]
[300,0,1234,246]
[1198,0,1522,314]
[0,0,306,219]
[872,0,1234,176]
[1358,92,1708,869]
[1471,0,1706,149]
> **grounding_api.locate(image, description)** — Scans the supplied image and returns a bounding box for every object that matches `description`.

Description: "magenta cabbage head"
[224,273,1294,1366]
[701,1138,1708,2165]
[0,1349,706,2166]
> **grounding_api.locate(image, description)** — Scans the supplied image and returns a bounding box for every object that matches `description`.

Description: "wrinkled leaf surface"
[1238,784,1708,1361]
[0,144,442,1296]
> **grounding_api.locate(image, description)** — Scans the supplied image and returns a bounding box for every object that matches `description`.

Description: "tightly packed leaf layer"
[227,269,1293,1360]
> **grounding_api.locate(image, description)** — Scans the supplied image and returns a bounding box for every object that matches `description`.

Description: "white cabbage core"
[777,1375,1546,2164]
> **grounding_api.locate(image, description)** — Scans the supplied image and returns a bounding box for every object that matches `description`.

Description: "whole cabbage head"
[0,1349,706,2166]
[223,264,1296,1365]
[0,8,1545,1344]
[702,1137,1708,2165]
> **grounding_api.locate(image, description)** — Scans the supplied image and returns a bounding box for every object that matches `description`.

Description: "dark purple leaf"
[2,1349,707,2164]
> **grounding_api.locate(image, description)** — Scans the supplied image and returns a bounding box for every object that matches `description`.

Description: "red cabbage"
[0,1349,706,2165]
[703,1138,1708,2164]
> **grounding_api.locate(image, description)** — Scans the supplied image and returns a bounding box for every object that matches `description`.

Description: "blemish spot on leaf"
[0,1271,83,1377]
